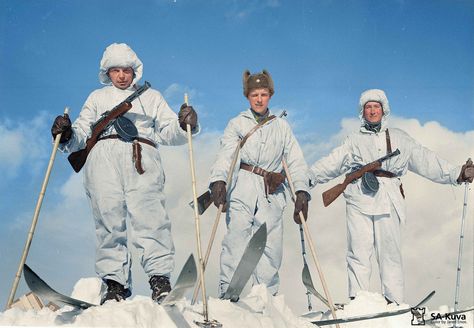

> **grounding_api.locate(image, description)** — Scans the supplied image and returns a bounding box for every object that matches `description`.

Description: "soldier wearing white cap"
[309,89,473,304]
[51,43,199,304]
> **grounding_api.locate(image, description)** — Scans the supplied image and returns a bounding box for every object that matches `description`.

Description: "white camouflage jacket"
[210,109,309,195]
[309,125,460,223]
[59,85,196,153]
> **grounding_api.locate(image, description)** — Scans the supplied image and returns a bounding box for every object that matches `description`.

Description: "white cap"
[98,43,143,86]
[358,89,391,118]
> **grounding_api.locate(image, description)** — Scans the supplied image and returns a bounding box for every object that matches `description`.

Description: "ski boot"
[101,279,131,305]
[149,275,171,303]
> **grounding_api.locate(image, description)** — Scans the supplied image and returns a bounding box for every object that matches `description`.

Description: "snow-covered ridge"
[0,278,472,328]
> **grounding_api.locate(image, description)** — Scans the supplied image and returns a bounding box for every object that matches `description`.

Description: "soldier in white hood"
[51,43,199,304]
[209,70,310,298]
[309,89,473,304]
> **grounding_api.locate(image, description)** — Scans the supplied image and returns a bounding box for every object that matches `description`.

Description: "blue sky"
[1,0,473,314]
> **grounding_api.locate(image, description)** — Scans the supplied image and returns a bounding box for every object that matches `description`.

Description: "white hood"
[358,89,390,130]
[98,43,143,86]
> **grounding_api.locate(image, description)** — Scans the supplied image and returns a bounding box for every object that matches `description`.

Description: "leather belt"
[240,163,286,197]
[373,170,397,178]
[98,134,156,175]
[240,163,268,177]
[373,169,405,198]
[98,134,156,148]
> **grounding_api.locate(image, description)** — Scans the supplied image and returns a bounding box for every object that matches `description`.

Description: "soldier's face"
[363,101,383,123]
[108,67,134,90]
[247,88,271,114]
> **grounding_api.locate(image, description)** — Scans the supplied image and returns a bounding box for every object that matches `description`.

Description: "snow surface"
[0,278,472,328]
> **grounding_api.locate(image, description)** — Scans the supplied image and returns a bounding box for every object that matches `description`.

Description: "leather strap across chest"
[239,115,276,148]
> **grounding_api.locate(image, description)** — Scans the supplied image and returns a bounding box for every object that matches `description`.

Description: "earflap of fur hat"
[358,89,391,118]
[262,69,274,95]
[242,70,251,97]
[243,69,275,97]
[98,43,143,86]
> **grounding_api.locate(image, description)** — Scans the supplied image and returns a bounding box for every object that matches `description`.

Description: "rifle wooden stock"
[195,190,213,215]
[67,148,88,173]
[67,102,132,172]
[322,162,380,207]
[67,81,150,173]
[321,148,400,207]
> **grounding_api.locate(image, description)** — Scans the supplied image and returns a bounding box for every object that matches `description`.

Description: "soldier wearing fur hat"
[308,89,474,305]
[50,43,199,304]
[209,69,310,297]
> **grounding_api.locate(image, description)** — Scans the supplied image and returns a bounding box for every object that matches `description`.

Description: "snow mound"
[0,278,313,328]
[1,279,472,328]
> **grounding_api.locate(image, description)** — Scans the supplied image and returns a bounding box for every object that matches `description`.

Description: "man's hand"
[210,180,227,209]
[51,114,72,143]
[294,191,310,224]
[178,104,198,131]
[458,158,474,183]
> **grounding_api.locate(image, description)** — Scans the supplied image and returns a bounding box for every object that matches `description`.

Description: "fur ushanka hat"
[242,69,274,97]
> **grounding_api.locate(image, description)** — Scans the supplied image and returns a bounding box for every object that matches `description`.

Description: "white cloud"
[1,115,472,314]
[0,112,51,179]
[163,83,199,106]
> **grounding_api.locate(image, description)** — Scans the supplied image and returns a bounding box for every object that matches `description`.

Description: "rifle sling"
[239,114,276,148]
[385,129,392,154]
[383,129,404,198]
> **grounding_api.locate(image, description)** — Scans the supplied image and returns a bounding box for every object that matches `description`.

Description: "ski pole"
[6,107,69,309]
[453,180,470,325]
[191,143,240,305]
[184,94,220,327]
[191,110,288,305]
[299,224,313,311]
[282,159,340,327]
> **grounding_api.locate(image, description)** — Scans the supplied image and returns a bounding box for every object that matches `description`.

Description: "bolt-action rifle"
[322,149,400,207]
[67,81,151,172]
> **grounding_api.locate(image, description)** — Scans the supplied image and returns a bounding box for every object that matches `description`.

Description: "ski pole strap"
[239,115,276,148]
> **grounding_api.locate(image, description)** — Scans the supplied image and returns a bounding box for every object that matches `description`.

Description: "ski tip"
[23,263,38,283]
[256,222,267,237]
[184,254,197,273]
[23,263,33,273]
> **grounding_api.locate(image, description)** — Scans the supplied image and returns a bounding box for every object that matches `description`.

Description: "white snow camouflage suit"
[210,109,309,296]
[309,89,461,303]
[59,43,198,289]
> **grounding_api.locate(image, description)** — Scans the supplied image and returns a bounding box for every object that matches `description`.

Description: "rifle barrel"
[378,148,400,162]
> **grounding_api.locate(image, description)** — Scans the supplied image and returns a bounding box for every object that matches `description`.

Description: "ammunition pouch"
[114,116,138,142]
[240,163,285,195]
[361,172,379,194]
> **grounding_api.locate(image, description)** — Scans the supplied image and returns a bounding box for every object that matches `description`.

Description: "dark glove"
[294,191,310,224]
[178,104,198,131]
[210,180,227,209]
[51,114,72,143]
[457,158,474,183]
